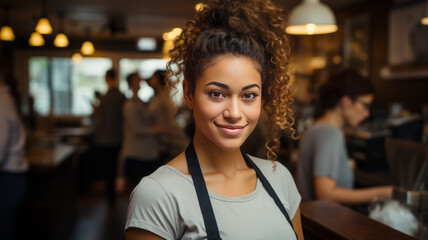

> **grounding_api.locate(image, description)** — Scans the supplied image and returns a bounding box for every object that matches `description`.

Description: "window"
[28,57,112,116]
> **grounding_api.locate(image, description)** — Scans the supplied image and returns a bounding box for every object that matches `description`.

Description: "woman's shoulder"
[305,123,343,140]
[248,155,293,179]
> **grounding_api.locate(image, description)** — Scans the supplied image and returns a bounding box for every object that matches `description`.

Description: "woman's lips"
[215,123,246,136]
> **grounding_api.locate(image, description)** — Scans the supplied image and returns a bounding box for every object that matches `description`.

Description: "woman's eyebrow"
[242,84,260,90]
[205,81,229,89]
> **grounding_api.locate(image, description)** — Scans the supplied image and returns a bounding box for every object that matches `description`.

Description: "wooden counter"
[17,144,80,240]
[301,200,417,240]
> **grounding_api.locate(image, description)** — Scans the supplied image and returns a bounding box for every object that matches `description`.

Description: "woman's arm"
[292,207,305,240]
[314,177,393,204]
[126,228,165,240]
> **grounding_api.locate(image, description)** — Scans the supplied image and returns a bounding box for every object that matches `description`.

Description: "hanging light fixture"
[286,0,338,35]
[54,13,69,47]
[422,0,428,25]
[29,32,45,46]
[35,0,53,34]
[54,33,69,47]
[0,5,15,41]
[81,41,95,55]
[72,52,83,64]
[0,26,15,41]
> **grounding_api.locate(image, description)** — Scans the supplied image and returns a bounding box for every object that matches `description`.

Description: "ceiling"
[0,0,366,40]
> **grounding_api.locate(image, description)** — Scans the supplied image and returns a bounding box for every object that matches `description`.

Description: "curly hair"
[167,0,296,161]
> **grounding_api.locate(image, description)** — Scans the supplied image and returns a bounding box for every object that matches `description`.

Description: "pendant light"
[286,0,338,35]
[35,0,53,34]
[81,41,95,55]
[29,32,45,46]
[0,26,15,41]
[0,5,15,41]
[54,13,69,47]
[422,0,428,25]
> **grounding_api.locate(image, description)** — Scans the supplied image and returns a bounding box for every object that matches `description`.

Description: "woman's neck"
[192,129,247,176]
[317,107,344,129]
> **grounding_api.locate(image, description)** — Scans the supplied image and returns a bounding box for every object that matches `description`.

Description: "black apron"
[185,141,298,240]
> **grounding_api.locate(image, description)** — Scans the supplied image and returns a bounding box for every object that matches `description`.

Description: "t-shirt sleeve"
[277,163,302,219]
[126,177,178,240]
[312,128,344,180]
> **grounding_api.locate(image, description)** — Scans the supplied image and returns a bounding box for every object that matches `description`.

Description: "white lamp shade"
[29,32,45,46]
[0,26,15,41]
[54,33,69,47]
[35,18,53,34]
[81,41,95,55]
[286,0,338,35]
[422,17,428,25]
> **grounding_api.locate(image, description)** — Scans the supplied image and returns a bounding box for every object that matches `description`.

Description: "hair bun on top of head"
[168,0,296,161]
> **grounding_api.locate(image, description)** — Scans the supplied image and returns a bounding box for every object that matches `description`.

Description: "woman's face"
[185,55,262,151]
[344,94,373,127]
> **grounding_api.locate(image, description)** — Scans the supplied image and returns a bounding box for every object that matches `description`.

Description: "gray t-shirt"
[297,123,354,200]
[126,156,301,240]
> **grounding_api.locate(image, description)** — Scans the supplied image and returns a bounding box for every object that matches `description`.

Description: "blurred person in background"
[0,61,28,240]
[147,70,189,161]
[91,68,126,205]
[297,69,393,205]
[116,72,165,192]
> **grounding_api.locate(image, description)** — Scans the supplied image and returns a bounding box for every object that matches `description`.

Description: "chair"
[385,138,428,190]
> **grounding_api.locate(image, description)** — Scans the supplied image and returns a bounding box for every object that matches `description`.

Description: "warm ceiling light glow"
[286,0,338,35]
[81,41,95,55]
[35,18,53,34]
[0,26,15,41]
[72,53,83,64]
[333,55,342,64]
[305,23,316,34]
[195,3,207,12]
[422,17,428,25]
[163,28,182,40]
[29,32,45,46]
[54,33,69,47]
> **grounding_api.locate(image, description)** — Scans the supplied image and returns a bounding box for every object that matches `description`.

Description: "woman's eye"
[209,90,224,98]
[242,92,259,100]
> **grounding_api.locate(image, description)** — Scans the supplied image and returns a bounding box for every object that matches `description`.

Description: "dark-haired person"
[297,69,393,205]
[147,70,189,161]
[91,68,126,205]
[116,72,165,191]
[125,0,304,239]
[0,63,27,240]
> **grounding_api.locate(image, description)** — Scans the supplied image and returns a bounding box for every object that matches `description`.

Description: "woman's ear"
[182,79,193,109]
[340,95,352,109]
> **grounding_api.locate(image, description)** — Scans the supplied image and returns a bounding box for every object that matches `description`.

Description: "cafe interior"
[0,0,428,239]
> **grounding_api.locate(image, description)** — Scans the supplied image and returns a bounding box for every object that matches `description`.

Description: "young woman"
[125,0,304,239]
[297,69,393,205]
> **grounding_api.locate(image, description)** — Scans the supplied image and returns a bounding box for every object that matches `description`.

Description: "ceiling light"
[81,41,95,55]
[1,5,15,41]
[195,3,207,12]
[286,0,338,35]
[54,33,69,47]
[0,26,15,41]
[422,1,428,25]
[137,37,157,51]
[72,53,83,64]
[29,32,45,46]
[35,18,53,34]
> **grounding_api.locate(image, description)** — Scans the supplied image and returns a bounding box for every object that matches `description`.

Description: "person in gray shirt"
[297,69,393,205]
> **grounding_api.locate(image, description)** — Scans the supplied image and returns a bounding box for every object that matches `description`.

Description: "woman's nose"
[223,98,241,121]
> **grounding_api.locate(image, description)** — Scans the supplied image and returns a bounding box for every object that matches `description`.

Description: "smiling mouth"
[214,123,247,136]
